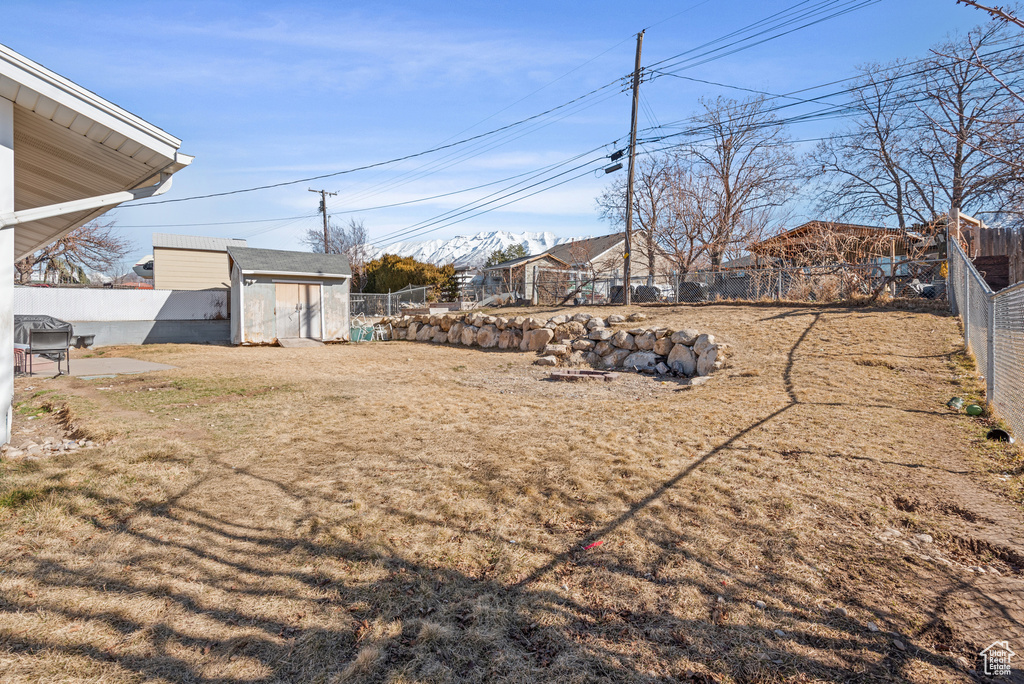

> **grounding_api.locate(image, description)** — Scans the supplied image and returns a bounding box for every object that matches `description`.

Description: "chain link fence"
[948,237,1024,440]
[350,286,430,317]
[531,259,946,306]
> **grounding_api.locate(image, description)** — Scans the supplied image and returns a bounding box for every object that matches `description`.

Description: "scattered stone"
[684,376,711,387]
[607,314,626,324]
[626,312,647,322]
[833,607,848,617]
[867,622,879,632]
[655,362,670,376]
[5,448,24,459]
[773,629,786,638]
[653,337,673,356]
[879,528,902,540]
[893,639,906,651]
[986,566,1002,576]
[755,600,767,610]
[534,356,558,367]
[913,533,933,544]
[550,369,618,382]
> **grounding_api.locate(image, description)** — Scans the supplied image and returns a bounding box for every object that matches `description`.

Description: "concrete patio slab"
[20,357,176,378]
[277,338,324,348]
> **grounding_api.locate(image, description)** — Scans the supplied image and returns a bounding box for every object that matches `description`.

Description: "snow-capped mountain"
[368,230,581,268]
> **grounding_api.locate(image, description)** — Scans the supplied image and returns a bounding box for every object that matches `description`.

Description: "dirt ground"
[0,303,1022,683]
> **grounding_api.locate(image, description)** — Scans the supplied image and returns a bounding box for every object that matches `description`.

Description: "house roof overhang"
[0,43,193,259]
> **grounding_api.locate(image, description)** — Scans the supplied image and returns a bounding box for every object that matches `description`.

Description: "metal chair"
[27,328,72,376]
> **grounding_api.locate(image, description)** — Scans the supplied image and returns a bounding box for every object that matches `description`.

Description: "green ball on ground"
[966,404,984,416]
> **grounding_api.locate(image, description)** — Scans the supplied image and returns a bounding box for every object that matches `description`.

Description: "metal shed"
[227,247,351,345]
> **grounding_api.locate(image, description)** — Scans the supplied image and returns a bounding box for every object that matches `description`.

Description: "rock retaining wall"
[378,311,725,378]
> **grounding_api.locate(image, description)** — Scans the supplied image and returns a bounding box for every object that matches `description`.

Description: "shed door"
[275,283,301,339]
[300,283,322,339]
[276,282,321,339]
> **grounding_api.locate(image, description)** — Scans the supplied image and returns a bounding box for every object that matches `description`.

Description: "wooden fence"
[964,226,1024,289]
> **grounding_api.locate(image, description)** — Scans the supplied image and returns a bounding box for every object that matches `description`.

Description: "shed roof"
[228,246,352,278]
[153,233,248,251]
[1,42,192,259]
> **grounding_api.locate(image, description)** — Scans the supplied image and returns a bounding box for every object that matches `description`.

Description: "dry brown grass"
[0,303,1021,683]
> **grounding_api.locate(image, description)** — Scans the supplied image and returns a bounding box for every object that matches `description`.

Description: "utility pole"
[623,29,644,307]
[309,188,337,253]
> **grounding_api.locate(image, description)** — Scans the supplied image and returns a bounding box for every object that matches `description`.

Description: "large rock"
[693,334,717,356]
[667,343,696,376]
[607,314,626,324]
[696,346,719,376]
[671,329,700,345]
[601,348,632,369]
[627,312,647,322]
[439,316,454,332]
[553,321,587,342]
[498,329,515,349]
[588,328,614,341]
[428,315,439,326]
[572,312,593,323]
[654,328,670,339]
[534,355,559,366]
[549,314,570,326]
[432,328,448,344]
[495,317,508,330]
[584,351,602,366]
[623,351,658,370]
[653,337,673,356]
[634,331,657,351]
[610,330,636,350]
[594,341,614,356]
[523,317,547,332]
[477,324,500,348]
[406,322,420,341]
[542,344,570,357]
[571,339,596,352]
[461,325,479,346]
[509,316,527,329]
[448,322,464,344]
[586,318,606,331]
[522,327,555,351]
[655,362,670,375]
[416,324,434,341]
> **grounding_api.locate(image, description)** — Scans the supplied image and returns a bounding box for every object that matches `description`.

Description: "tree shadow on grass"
[0,310,987,682]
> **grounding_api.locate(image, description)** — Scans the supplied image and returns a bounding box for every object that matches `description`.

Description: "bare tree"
[682,96,797,268]
[303,217,369,289]
[15,220,132,285]
[812,23,1024,230]
[597,154,675,277]
[956,0,1024,28]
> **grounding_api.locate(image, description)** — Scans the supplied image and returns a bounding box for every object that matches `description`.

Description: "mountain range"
[368,230,582,268]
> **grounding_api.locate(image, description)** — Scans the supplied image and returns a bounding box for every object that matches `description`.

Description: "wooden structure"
[228,247,351,344]
[152,233,247,290]
[750,221,924,265]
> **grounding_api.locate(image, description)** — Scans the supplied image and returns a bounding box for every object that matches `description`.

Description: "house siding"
[154,247,233,290]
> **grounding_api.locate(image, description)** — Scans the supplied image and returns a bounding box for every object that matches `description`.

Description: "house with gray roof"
[227,246,352,344]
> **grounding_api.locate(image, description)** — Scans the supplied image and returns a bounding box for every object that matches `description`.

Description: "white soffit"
[0,43,192,259]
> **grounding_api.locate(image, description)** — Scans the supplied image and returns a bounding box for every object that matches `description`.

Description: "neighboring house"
[228,247,351,344]
[749,221,928,267]
[483,253,568,303]
[152,233,247,290]
[543,231,674,278]
[0,42,192,443]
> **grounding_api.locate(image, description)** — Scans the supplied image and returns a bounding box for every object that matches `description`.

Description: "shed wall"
[238,274,349,344]
[154,246,232,290]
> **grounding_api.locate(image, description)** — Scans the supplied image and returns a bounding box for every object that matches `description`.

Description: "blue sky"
[2,0,992,264]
